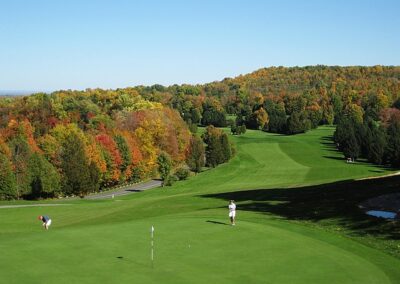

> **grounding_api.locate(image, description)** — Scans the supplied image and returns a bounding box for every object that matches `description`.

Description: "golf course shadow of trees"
[202,175,400,239]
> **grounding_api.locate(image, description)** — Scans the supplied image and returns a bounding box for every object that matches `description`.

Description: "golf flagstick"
[151,225,154,268]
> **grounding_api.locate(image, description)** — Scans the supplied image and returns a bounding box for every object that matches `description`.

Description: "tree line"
[334,102,400,166]
[130,66,400,136]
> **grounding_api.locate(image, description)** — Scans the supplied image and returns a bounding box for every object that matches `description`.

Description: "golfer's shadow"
[206,220,229,225]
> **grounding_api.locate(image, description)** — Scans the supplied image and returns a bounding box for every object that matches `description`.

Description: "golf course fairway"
[1,126,400,283]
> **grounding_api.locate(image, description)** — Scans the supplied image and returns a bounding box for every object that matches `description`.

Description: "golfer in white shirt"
[229,200,236,225]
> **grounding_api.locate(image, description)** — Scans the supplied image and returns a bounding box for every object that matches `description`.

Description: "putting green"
[0,212,396,284]
[1,126,399,283]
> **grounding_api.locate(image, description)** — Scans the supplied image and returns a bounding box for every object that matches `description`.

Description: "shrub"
[164,174,179,186]
[175,168,190,180]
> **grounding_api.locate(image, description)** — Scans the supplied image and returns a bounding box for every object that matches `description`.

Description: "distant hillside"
[130,65,400,130]
[0,90,38,97]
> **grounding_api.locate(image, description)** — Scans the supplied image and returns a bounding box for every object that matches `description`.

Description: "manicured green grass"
[1,126,399,283]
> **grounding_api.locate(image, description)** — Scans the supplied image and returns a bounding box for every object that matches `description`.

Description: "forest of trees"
[0,89,234,200]
[1,65,400,199]
[130,66,400,135]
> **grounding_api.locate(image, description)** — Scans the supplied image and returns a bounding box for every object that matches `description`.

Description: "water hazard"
[366,210,397,219]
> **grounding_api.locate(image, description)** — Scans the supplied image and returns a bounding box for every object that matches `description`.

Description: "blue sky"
[0,0,399,91]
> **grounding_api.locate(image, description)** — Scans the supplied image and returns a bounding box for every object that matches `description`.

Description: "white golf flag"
[151,226,154,233]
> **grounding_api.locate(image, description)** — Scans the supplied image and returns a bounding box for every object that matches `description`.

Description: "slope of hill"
[1,127,399,283]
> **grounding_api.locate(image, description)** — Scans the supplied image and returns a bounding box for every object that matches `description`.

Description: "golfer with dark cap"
[38,215,52,230]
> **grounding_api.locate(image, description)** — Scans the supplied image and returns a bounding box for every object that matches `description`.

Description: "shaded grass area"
[203,175,400,257]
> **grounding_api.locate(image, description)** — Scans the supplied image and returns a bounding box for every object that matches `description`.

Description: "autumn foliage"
[0,90,191,199]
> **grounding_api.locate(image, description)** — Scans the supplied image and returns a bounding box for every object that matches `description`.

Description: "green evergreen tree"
[157,152,172,186]
[186,136,205,173]
[114,135,132,172]
[88,162,101,192]
[334,116,363,161]
[205,134,222,167]
[29,152,61,198]
[201,105,226,127]
[60,132,92,196]
[0,153,17,200]
[9,136,32,198]
[385,121,400,167]
[202,125,232,167]
[287,112,311,135]
[367,126,386,164]
[267,106,287,133]
[220,133,232,162]
[342,128,360,161]
[334,117,352,151]
[354,122,367,157]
